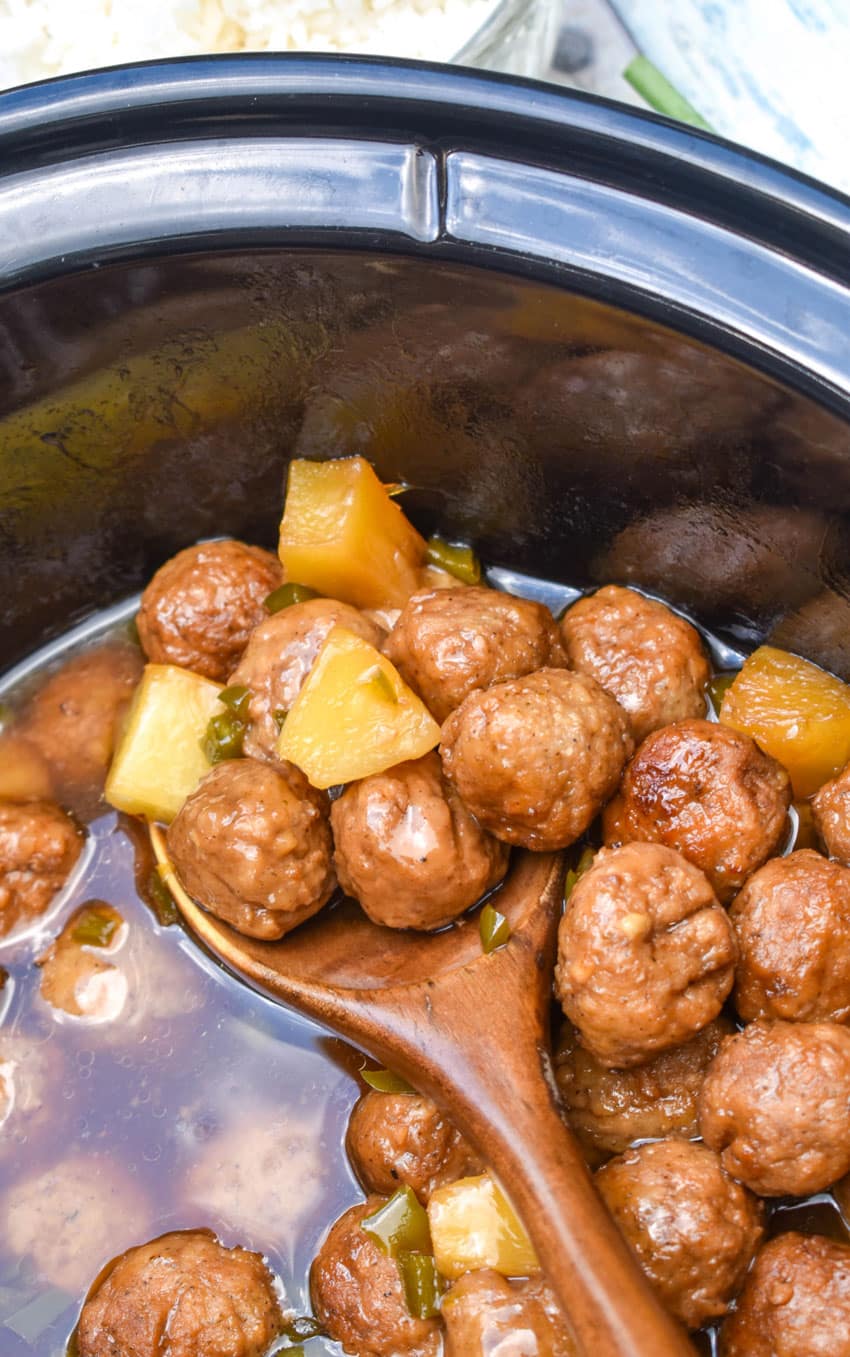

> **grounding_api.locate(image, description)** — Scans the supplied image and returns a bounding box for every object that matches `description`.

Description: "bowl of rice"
[0,0,556,88]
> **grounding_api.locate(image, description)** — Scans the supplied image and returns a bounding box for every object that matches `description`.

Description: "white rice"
[0,0,500,89]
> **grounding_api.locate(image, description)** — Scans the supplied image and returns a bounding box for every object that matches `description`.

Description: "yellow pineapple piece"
[720,644,850,798]
[427,1173,538,1280]
[278,456,426,609]
[105,664,222,823]
[278,627,440,789]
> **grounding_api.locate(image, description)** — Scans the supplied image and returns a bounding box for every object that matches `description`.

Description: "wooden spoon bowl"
[151,825,694,1357]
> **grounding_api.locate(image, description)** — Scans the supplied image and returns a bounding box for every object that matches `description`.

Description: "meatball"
[331,753,508,930]
[554,1015,734,1165]
[76,1229,282,1357]
[346,1090,482,1203]
[698,1019,850,1195]
[0,800,83,938]
[720,1232,850,1357]
[0,1030,64,1153]
[595,1138,764,1330]
[555,843,736,1068]
[4,1153,150,1292]
[137,538,282,682]
[0,732,53,802]
[441,669,632,851]
[310,1198,441,1357]
[813,759,850,865]
[441,1269,576,1357]
[730,849,850,1022]
[560,585,709,743]
[230,598,383,762]
[183,1108,327,1252]
[604,718,791,901]
[167,759,335,940]
[20,643,142,807]
[383,586,566,723]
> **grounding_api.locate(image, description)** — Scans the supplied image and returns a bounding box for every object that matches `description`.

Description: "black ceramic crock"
[0,54,849,679]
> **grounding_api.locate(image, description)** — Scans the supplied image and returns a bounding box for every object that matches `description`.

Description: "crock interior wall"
[2,248,849,674]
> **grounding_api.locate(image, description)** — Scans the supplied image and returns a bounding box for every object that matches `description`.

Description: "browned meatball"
[731,849,850,1022]
[554,1015,734,1165]
[560,586,709,744]
[331,753,508,930]
[441,1269,576,1357]
[813,759,850,865]
[4,1153,150,1292]
[555,843,736,1068]
[720,1232,850,1357]
[137,539,282,682]
[346,1090,482,1203]
[310,1198,441,1357]
[698,1019,850,1195]
[0,801,82,938]
[596,1138,764,1329]
[20,643,142,807]
[604,718,791,902]
[77,1229,282,1357]
[167,758,335,939]
[441,669,632,851]
[383,586,566,723]
[230,598,383,762]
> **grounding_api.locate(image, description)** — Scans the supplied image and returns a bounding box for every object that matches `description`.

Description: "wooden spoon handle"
[437,1055,696,1357]
[373,979,696,1357]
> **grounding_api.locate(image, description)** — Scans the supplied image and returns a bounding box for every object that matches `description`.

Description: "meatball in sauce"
[699,1019,850,1196]
[19,642,142,813]
[596,1138,764,1330]
[556,842,736,1068]
[0,800,83,938]
[554,1015,734,1165]
[346,1090,482,1203]
[730,849,850,1023]
[604,718,791,901]
[167,758,335,939]
[441,1269,576,1357]
[310,1198,442,1357]
[560,585,710,743]
[384,585,566,723]
[136,538,282,682]
[441,668,632,851]
[331,752,508,930]
[720,1232,850,1357]
[76,1229,283,1357]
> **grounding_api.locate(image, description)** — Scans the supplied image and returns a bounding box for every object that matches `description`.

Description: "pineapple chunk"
[427,1173,538,1280]
[278,457,426,609]
[278,627,440,789]
[105,664,222,823]
[720,645,850,798]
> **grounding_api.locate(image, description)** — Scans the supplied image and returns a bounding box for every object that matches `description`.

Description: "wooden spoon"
[151,826,695,1357]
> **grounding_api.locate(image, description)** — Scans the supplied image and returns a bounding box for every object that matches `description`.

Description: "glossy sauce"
[0,573,847,1357]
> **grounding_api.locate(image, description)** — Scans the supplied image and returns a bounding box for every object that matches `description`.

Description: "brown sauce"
[0,581,846,1357]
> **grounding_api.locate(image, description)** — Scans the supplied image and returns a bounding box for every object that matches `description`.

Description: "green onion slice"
[71,906,121,949]
[479,902,511,954]
[361,1066,415,1095]
[218,684,252,717]
[623,55,714,131]
[398,1252,444,1319]
[283,1315,324,1341]
[361,1186,432,1258]
[708,672,737,715]
[147,869,179,927]
[426,536,482,586]
[202,710,247,764]
[265,582,319,614]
